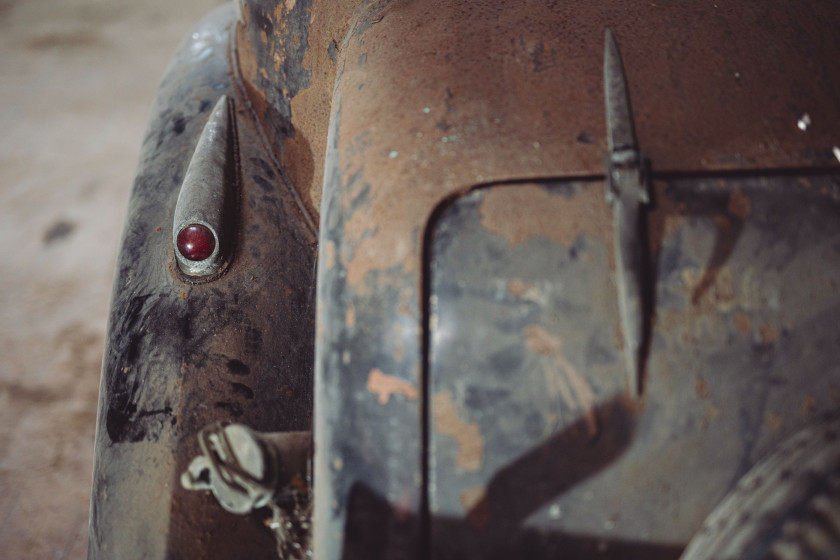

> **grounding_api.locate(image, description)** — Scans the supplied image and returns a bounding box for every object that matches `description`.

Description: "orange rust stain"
[713,214,732,231]
[733,312,752,335]
[800,395,817,417]
[524,326,599,438]
[727,190,751,220]
[284,0,357,219]
[478,183,612,252]
[323,240,335,268]
[682,266,736,312]
[507,278,528,296]
[694,378,710,400]
[272,50,285,72]
[346,301,356,327]
[648,182,685,255]
[341,187,434,292]
[433,390,484,472]
[179,291,187,300]
[459,486,490,530]
[366,368,418,404]
[766,411,783,430]
[703,403,721,423]
[289,474,308,492]
[759,323,777,344]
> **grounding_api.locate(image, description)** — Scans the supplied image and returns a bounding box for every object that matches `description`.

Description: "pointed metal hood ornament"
[604,29,650,397]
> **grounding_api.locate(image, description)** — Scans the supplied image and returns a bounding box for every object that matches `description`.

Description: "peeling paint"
[694,378,710,400]
[732,312,752,335]
[759,322,778,344]
[432,390,484,472]
[524,325,599,438]
[478,183,613,251]
[366,368,418,404]
[459,485,490,530]
[799,395,817,416]
[727,190,752,220]
[323,240,335,269]
[683,266,736,313]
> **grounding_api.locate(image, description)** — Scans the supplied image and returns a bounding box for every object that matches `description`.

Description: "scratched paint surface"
[427,176,840,558]
[303,1,840,557]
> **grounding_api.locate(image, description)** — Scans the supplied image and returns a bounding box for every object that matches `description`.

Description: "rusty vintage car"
[88,1,840,558]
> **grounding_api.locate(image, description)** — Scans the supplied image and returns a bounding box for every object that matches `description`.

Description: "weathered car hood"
[238,0,840,221]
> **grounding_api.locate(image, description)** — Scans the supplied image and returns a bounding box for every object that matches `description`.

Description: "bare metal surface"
[173,95,238,277]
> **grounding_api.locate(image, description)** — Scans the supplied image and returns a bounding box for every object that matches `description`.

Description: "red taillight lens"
[176,224,215,261]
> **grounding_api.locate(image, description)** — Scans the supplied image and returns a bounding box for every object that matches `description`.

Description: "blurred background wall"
[0,0,225,556]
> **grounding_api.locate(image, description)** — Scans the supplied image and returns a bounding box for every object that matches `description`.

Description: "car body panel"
[428,175,840,557]
[91,0,840,558]
[309,1,840,557]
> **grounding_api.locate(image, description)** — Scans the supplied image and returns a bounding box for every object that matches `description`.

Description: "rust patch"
[733,312,752,335]
[800,395,817,417]
[682,266,736,312]
[432,390,484,472]
[727,190,752,220]
[323,240,335,269]
[702,403,721,427]
[759,323,777,344]
[647,181,686,256]
[478,183,612,252]
[713,214,732,231]
[507,278,530,297]
[524,326,599,438]
[766,411,783,430]
[507,278,544,304]
[694,378,710,400]
[366,368,418,404]
[284,0,357,218]
[346,301,356,327]
[459,486,490,530]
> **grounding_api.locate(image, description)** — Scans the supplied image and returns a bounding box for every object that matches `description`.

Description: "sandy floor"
[0,0,224,557]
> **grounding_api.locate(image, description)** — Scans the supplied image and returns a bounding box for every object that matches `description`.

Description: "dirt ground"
[0,0,224,557]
